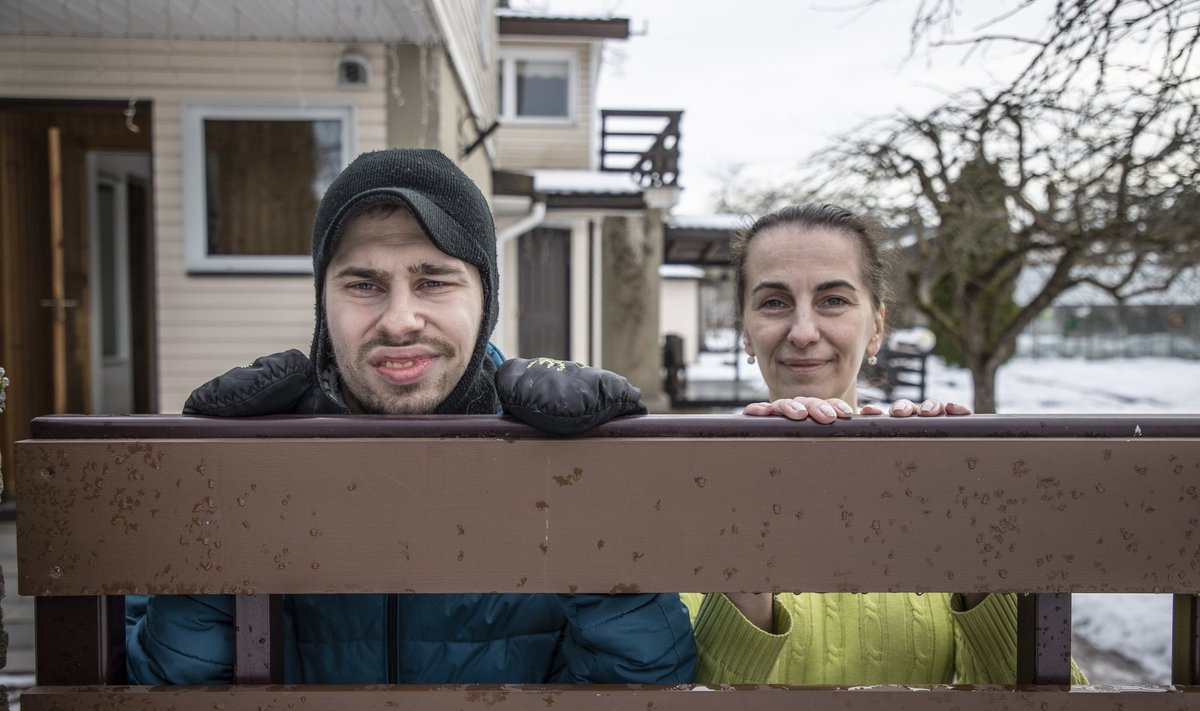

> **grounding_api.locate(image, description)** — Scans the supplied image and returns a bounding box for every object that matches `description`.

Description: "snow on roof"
[532,170,641,195]
[660,264,705,279]
[496,7,622,22]
[666,213,750,231]
[1015,263,1200,307]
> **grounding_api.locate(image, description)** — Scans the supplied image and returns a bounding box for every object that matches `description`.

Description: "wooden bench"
[15,414,1200,709]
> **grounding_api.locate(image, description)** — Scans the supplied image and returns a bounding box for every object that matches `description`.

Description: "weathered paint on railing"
[14,414,1200,708]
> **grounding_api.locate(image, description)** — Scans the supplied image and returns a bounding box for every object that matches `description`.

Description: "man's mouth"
[374,356,436,385]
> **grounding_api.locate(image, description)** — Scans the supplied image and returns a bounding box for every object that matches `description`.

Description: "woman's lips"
[780,359,829,372]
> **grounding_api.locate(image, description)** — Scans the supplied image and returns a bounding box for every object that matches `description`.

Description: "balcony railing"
[599,109,682,188]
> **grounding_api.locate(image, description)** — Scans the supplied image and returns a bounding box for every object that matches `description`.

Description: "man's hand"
[184,350,313,416]
[497,358,647,435]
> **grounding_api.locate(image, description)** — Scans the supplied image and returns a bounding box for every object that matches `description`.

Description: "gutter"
[497,199,547,244]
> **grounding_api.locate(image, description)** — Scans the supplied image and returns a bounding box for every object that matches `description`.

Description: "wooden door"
[0,102,152,497]
[0,113,56,497]
[518,228,571,359]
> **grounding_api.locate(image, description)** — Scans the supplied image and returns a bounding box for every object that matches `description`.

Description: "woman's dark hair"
[729,203,892,329]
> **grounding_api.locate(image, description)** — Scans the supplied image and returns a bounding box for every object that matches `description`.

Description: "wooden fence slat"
[1175,593,1199,685]
[16,437,1200,596]
[1017,593,1073,684]
[18,685,1200,711]
[34,596,124,684]
[233,594,282,684]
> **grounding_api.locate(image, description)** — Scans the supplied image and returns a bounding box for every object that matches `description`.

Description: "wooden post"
[40,126,74,414]
[1017,593,1073,684]
[234,595,283,684]
[1174,594,1199,685]
[35,596,124,684]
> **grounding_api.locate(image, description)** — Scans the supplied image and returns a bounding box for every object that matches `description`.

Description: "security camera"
[337,50,371,89]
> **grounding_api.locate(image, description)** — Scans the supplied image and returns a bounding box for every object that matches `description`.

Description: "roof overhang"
[497,12,629,40]
[663,226,734,266]
[0,0,440,42]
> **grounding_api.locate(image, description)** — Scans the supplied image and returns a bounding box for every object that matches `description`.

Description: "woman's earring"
[866,354,878,366]
[746,355,756,365]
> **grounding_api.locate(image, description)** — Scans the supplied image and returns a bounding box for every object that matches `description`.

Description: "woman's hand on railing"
[860,399,972,417]
[743,397,855,424]
[744,396,971,423]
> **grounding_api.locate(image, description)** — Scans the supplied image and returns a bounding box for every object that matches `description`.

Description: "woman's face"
[741,224,885,405]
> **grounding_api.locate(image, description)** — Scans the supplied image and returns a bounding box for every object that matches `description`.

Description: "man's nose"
[376,290,426,338]
[787,309,820,348]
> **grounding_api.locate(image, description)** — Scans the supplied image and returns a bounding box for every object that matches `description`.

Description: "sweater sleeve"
[684,592,792,684]
[557,593,697,683]
[126,594,236,684]
[950,593,1088,684]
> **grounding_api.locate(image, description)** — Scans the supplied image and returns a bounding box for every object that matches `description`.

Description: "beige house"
[0,0,686,494]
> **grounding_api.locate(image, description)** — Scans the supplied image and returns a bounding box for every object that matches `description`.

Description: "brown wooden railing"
[599,109,682,188]
[15,414,1200,709]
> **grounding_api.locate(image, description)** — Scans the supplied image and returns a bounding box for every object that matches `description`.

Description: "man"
[126,148,695,684]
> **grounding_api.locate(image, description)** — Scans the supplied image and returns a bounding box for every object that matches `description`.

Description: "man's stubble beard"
[339,334,461,415]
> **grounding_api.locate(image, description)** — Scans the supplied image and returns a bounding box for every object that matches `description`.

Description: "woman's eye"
[822,295,850,308]
[760,297,787,310]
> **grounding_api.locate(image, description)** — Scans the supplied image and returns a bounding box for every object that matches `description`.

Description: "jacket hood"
[309,149,499,414]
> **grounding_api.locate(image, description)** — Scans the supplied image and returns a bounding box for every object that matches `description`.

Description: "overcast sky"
[510,0,1048,213]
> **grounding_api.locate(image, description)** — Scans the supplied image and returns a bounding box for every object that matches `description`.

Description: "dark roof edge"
[498,16,630,40]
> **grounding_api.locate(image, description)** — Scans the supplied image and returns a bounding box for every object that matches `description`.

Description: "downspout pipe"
[497,199,547,244]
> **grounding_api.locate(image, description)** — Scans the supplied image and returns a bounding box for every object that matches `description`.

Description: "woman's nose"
[787,310,819,348]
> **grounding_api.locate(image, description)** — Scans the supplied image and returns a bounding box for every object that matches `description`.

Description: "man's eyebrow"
[331,266,389,281]
[408,261,467,277]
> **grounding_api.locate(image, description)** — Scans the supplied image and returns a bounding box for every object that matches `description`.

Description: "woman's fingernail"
[836,402,853,414]
[820,404,837,418]
[920,401,935,412]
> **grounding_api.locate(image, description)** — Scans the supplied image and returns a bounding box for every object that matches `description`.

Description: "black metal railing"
[599,109,682,188]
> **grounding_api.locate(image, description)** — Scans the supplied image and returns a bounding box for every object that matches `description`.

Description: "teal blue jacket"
[126,591,695,683]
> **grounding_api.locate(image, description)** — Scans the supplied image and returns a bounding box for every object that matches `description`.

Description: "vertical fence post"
[1016,593,1073,684]
[234,594,283,683]
[1173,594,1199,685]
[35,596,125,684]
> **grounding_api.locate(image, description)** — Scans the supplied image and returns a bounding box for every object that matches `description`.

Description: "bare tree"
[715,1,1200,411]
[894,0,1200,104]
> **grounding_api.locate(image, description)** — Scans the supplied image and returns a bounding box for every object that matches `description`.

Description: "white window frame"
[182,102,356,274]
[498,49,577,125]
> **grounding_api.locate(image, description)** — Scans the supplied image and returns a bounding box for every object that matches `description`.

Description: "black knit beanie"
[309,148,499,414]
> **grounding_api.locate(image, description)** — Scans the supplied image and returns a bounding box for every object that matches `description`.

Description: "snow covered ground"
[688,352,1200,684]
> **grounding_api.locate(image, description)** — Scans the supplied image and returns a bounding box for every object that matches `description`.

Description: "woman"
[682,204,1084,685]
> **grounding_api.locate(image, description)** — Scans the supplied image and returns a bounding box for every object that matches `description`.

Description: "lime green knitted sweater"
[681,592,1087,684]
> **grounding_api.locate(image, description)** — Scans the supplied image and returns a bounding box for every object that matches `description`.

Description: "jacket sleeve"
[683,592,791,683]
[556,593,697,683]
[950,593,1088,683]
[126,594,236,684]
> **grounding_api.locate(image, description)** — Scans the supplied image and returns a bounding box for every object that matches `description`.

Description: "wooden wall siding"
[494,40,593,171]
[438,0,496,121]
[0,36,388,412]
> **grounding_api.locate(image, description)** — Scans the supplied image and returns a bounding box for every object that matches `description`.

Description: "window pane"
[203,119,342,256]
[515,60,568,118]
